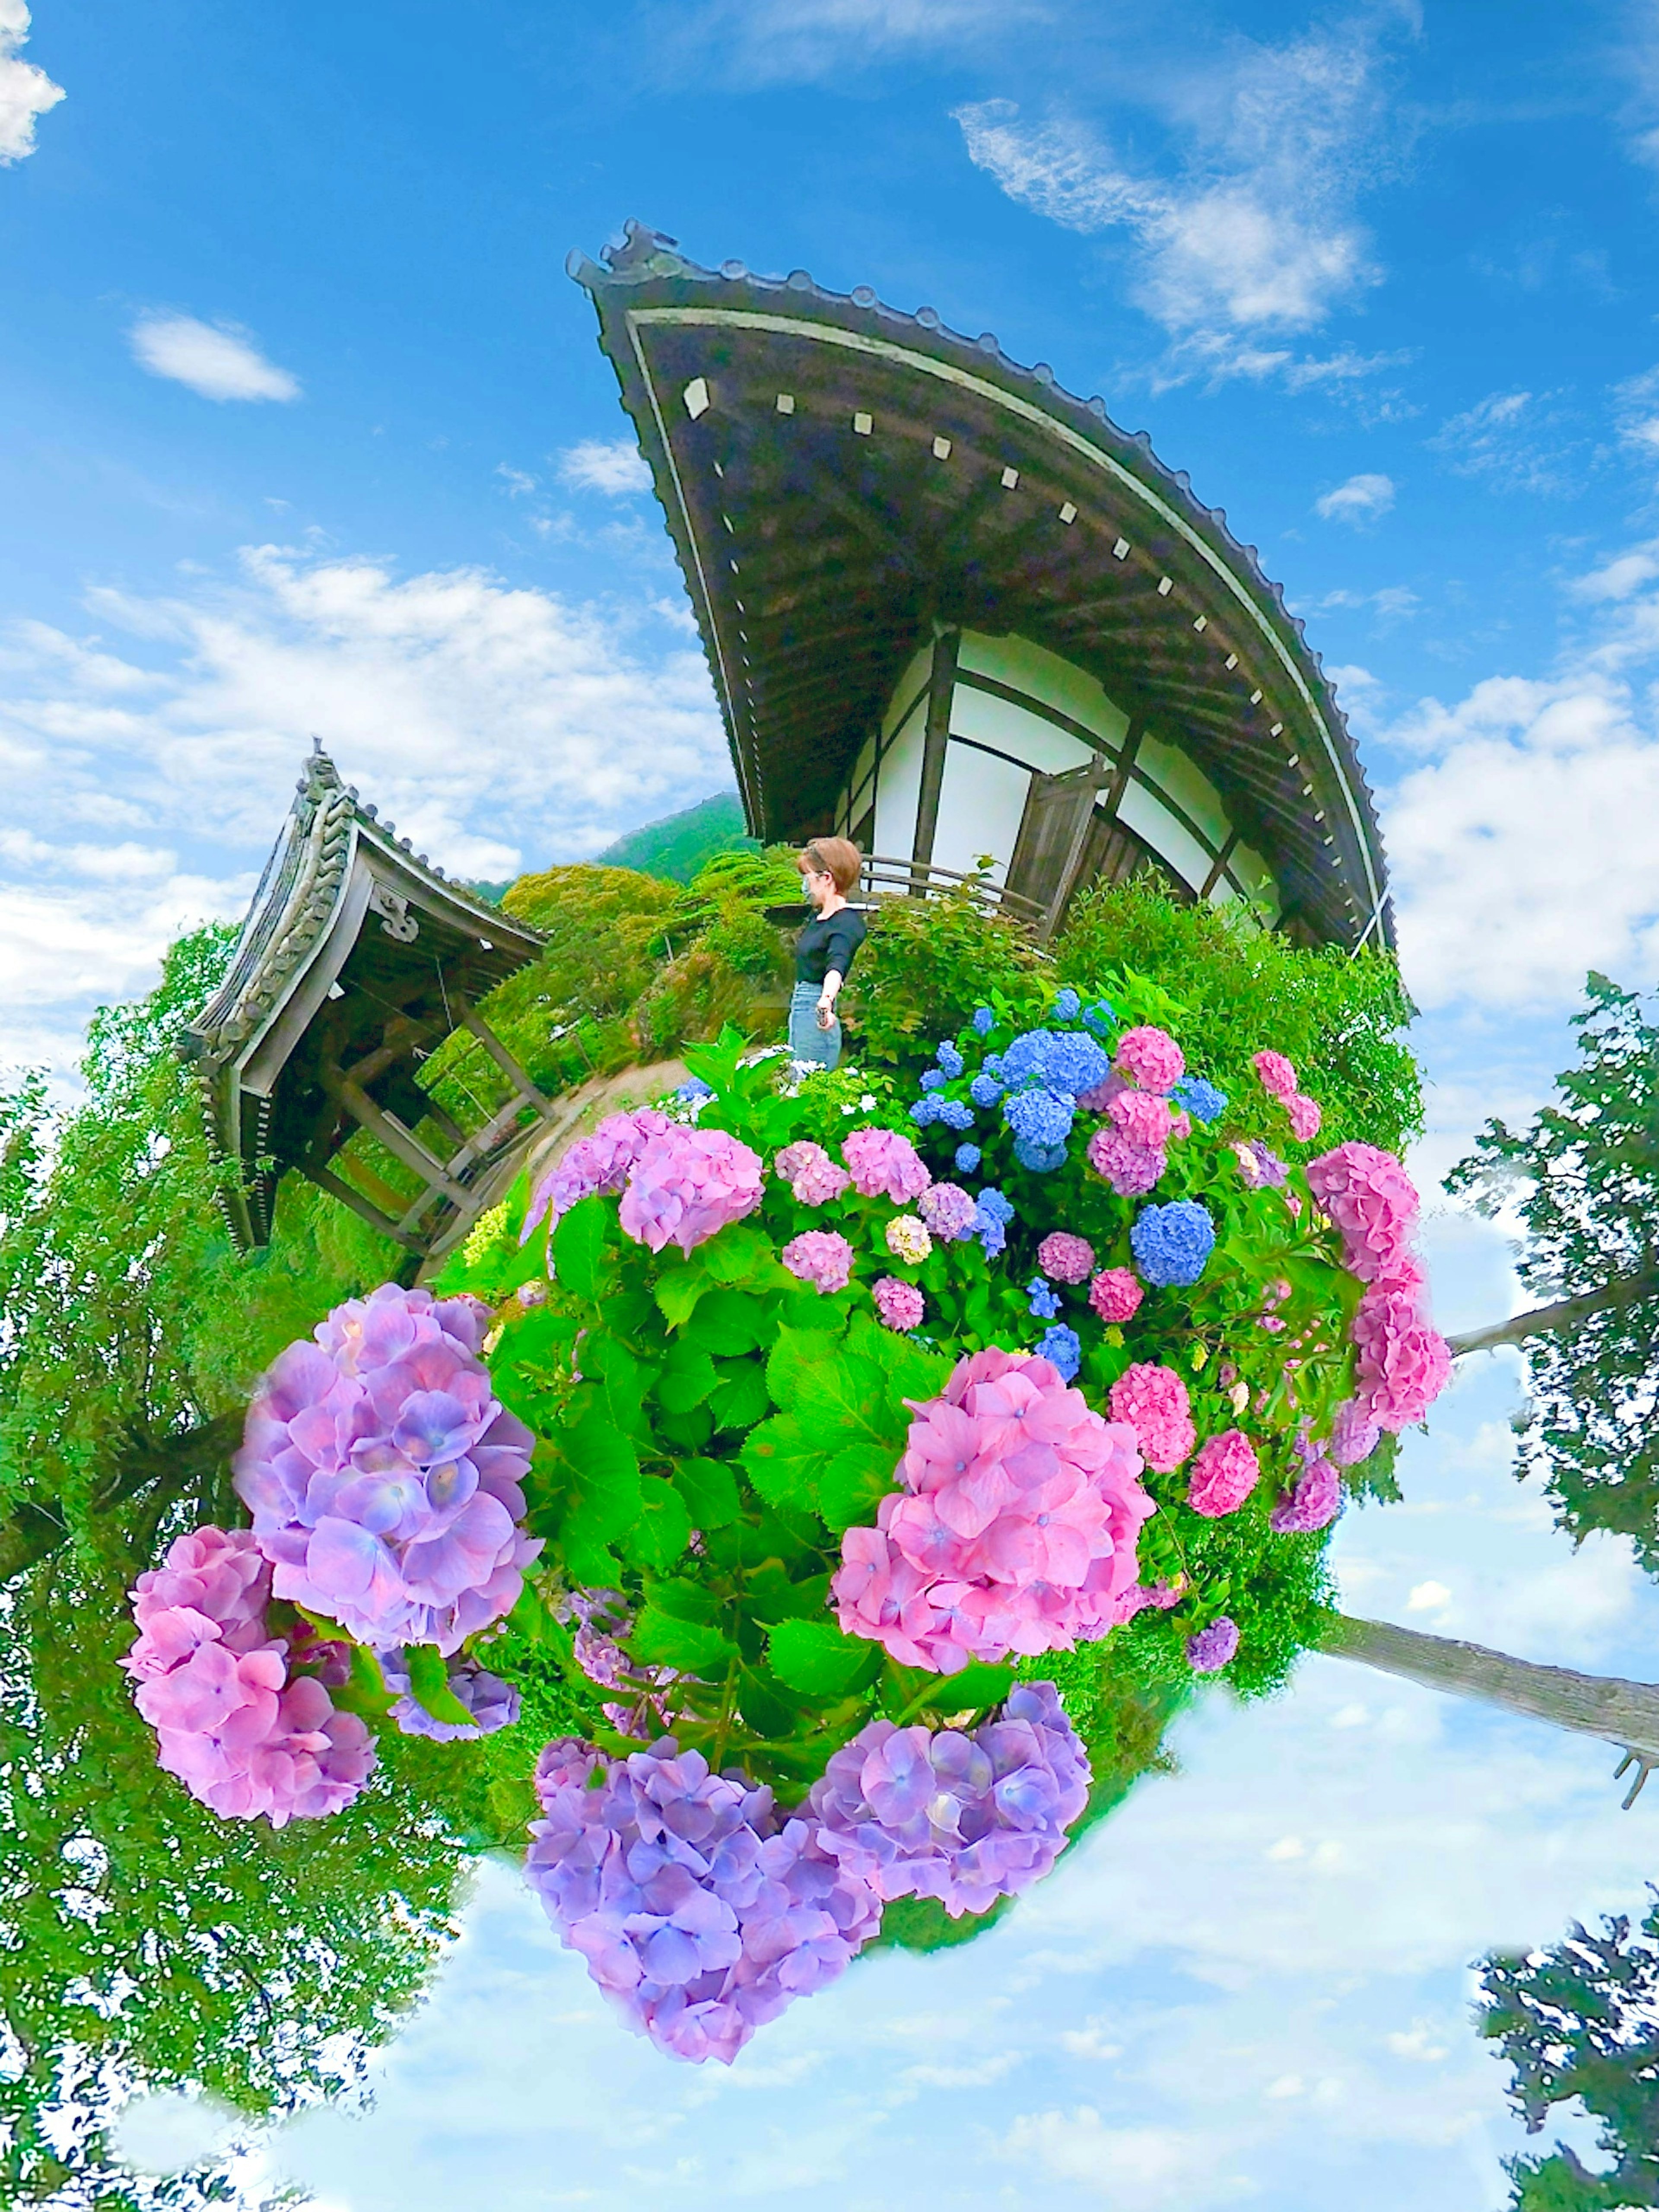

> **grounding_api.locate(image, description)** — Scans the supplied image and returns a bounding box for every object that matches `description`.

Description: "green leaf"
[684,1288,769,1357]
[764,1618,883,1696]
[702,1225,771,1286]
[671,1456,741,1529]
[554,1411,642,1582]
[709,1359,772,1433]
[817,1440,900,1532]
[404,1645,478,1730]
[845,1310,953,1405]
[635,1472,694,1571]
[739,1411,824,1516]
[630,1605,740,1674]
[934,1661,1015,1713]
[647,1576,720,1624]
[655,1341,719,1413]
[551,1193,614,1301]
[328,1642,397,1721]
[766,1321,844,1413]
[654,1264,709,1329]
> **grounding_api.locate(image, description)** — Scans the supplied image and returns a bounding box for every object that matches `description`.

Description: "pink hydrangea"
[1305,1142,1420,1282]
[1253,1049,1297,1100]
[1108,1363,1196,1472]
[782,1230,855,1295]
[122,1525,375,1826]
[1185,1430,1260,1517]
[874,1277,926,1332]
[842,1126,932,1202]
[1351,1278,1452,1430]
[1116,1578,1183,1619]
[1037,1232,1095,1284]
[1086,1126,1165,1197]
[1107,1089,1179,1148]
[918,1182,977,1242]
[832,1348,1154,1672]
[1285,1093,1322,1142]
[1088,1268,1144,1324]
[1114,1026,1184,1093]
[618,1126,764,1254]
[522,1108,671,1241]
[1076,1071,1128,1113]
[234,1284,540,1655]
[773,1141,852,1207]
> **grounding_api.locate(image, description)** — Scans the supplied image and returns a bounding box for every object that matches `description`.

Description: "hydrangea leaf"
[709,1360,772,1433]
[764,1618,884,1696]
[684,1288,769,1357]
[734,1665,805,1741]
[766,1321,847,1413]
[646,1576,721,1625]
[404,1645,479,1730]
[817,1440,902,1532]
[790,1348,902,1461]
[630,1604,740,1675]
[550,1193,615,1302]
[655,1341,719,1412]
[701,1225,772,1286]
[929,1661,1014,1713]
[554,1411,642,1583]
[739,1412,824,1516]
[634,1472,694,1572]
[328,1642,398,1721]
[653,1264,709,1329]
[845,1310,953,1404]
[670,1456,741,1529]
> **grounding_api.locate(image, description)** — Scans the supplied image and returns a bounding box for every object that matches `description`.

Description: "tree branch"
[1448,1270,1659,1358]
[0,1412,242,1586]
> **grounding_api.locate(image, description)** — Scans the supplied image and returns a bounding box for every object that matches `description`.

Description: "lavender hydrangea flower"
[919,1183,977,1242]
[1186,1618,1240,1673]
[1172,1076,1228,1124]
[936,1041,965,1078]
[808,1684,1090,1918]
[377,1647,520,1741]
[233,1285,540,1656]
[1130,1200,1217,1288]
[1035,1324,1082,1382]
[1027,1276,1062,1319]
[526,1738,881,2065]
[953,1143,982,1175]
[1270,1442,1343,1533]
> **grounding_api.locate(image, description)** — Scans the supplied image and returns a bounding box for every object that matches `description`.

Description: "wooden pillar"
[910,625,959,889]
[302,1162,426,1252]
[451,995,557,1117]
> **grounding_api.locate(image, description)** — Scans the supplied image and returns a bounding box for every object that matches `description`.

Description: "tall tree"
[1478,1894,1659,2209]
[1448,975,1659,1568]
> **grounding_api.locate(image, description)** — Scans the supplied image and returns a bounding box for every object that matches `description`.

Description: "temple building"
[571,222,1390,949]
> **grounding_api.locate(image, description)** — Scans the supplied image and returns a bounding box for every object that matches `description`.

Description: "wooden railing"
[856,855,1045,926]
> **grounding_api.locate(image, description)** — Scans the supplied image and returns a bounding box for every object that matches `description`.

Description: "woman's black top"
[795,906,867,986]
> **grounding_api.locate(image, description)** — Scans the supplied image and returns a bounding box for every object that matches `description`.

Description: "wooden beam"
[451,998,557,1118]
[911,625,959,881]
[302,1161,427,1251]
[1199,830,1240,900]
[334,1077,473,1204]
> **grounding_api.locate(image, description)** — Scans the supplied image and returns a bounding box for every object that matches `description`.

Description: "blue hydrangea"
[1013,1138,1068,1173]
[974,1188,1015,1227]
[1027,1276,1062,1319]
[953,1143,982,1174]
[934,1098,975,1131]
[978,1218,1007,1259]
[1172,1075,1228,1125]
[919,1069,947,1093]
[969,1071,1005,1109]
[973,1188,1015,1255]
[1082,1000,1116,1036]
[675,1076,715,1103]
[1053,987,1081,1022]
[1004,1087,1075,1148]
[936,1041,965,1079]
[983,1053,1005,1079]
[999,1030,1055,1088]
[1035,1324,1081,1382]
[1131,1199,1217,1287]
[972,1006,995,1036]
[1043,1032,1111,1096]
[909,1097,941,1127]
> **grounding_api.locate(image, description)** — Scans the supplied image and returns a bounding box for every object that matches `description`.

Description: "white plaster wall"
[1117,782,1213,892]
[871,706,925,861]
[948,685,1098,777]
[1136,731,1231,852]
[957,630,1129,749]
[929,744,1033,886]
[882,646,932,742]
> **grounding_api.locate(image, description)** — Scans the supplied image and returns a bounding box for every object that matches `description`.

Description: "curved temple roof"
[570,222,1392,951]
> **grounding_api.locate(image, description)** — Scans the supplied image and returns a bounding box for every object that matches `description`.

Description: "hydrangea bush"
[118,967,1450,2064]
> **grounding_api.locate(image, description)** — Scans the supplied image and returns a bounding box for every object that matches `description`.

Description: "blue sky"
[14,4,1659,2198]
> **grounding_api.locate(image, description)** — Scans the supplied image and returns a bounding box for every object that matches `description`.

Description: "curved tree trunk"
[0,1411,241,1586]
[1448,1270,1659,1358]
[1319,1611,1659,1803]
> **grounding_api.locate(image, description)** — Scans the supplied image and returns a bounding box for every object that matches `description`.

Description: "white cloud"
[128,314,302,404]
[998,2109,1236,2206]
[0,548,727,1077]
[1570,542,1659,600]
[1406,1579,1452,1612]
[1316,471,1395,523]
[672,0,1029,82]
[1427,389,1581,495]
[557,439,652,496]
[0,0,62,164]
[954,20,1399,350]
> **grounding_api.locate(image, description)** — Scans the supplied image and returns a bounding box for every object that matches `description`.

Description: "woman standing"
[789,837,866,1072]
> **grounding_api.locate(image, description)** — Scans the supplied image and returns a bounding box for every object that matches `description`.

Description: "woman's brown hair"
[797,836,862,895]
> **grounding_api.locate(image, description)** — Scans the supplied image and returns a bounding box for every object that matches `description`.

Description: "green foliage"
[846,880,1044,1064]
[1448,974,1659,1570]
[1056,878,1422,1154]
[591,790,759,883]
[1478,1891,1659,2208]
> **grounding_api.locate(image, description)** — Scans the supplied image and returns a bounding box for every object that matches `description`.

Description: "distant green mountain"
[592,791,759,884]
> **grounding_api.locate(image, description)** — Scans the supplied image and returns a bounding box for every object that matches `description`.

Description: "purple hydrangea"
[1187,1617,1240,1672]
[936,1041,965,1079]
[919,1182,978,1242]
[969,1071,1005,1109]
[1035,1324,1082,1382]
[953,1143,982,1175]
[1328,1398,1382,1467]
[378,1647,520,1741]
[1172,1076,1228,1125]
[526,1738,882,2064]
[1130,1200,1217,1288]
[1027,1276,1062,1319]
[521,1108,670,1242]
[233,1284,540,1656]
[1270,1448,1343,1533]
[808,1683,1090,1918]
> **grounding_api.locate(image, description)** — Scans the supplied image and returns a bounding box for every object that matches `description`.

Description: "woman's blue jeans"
[788,980,841,1071]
